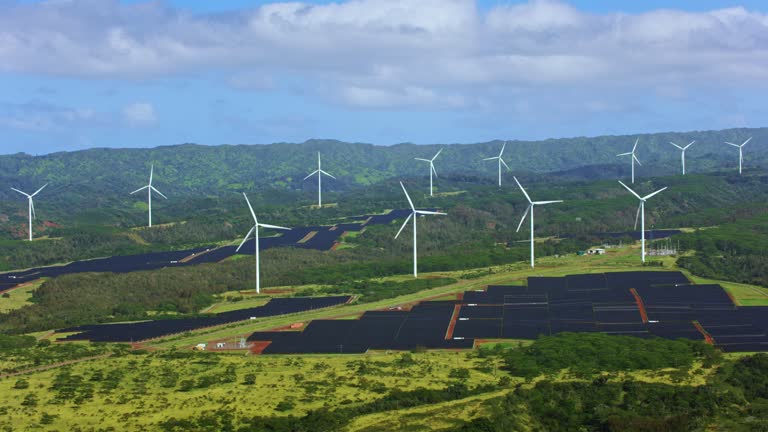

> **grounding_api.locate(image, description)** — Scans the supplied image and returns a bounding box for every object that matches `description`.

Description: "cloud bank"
[0,0,766,109]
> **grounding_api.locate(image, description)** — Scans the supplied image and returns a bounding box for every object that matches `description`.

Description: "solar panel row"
[246,271,768,354]
[55,296,351,342]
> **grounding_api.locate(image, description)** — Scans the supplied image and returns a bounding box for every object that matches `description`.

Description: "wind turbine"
[394,181,446,278]
[513,177,562,268]
[669,141,695,175]
[415,148,442,196]
[11,184,47,241]
[617,138,641,184]
[618,181,667,263]
[236,193,290,294]
[303,152,336,207]
[130,164,166,227]
[724,137,752,175]
[483,141,510,187]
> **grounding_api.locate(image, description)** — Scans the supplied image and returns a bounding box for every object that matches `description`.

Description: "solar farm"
[55,296,352,342]
[244,271,768,354]
[0,209,412,293]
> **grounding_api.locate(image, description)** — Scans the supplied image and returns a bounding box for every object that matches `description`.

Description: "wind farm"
[2,1,768,430]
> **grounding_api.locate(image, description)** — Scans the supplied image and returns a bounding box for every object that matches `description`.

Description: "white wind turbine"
[303,152,336,207]
[130,164,166,227]
[415,148,442,197]
[394,181,446,278]
[724,137,752,175]
[669,141,695,175]
[618,181,667,263]
[11,184,47,241]
[236,193,290,294]
[617,138,641,184]
[483,141,510,187]
[513,177,562,268]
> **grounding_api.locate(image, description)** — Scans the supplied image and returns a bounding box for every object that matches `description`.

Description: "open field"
[0,279,44,313]
[0,349,506,431]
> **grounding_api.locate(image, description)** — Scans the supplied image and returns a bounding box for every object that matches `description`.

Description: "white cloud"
[122,102,156,126]
[0,0,767,109]
[0,101,102,131]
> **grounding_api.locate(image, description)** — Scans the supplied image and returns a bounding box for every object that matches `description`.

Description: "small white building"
[587,248,606,255]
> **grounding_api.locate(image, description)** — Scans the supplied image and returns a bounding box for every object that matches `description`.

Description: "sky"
[1,0,767,154]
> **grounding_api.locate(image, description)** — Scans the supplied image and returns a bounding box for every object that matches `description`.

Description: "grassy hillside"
[1,126,766,238]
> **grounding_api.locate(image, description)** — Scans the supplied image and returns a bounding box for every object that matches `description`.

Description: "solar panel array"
[248,271,768,354]
[0,209,408,293]
[55,296,351,342]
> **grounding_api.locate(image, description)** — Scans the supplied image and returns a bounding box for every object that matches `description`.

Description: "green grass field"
[0,279,45,313]
[1,243,766,431]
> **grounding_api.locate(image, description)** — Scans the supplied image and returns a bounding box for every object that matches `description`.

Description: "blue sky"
[1,0,767,154]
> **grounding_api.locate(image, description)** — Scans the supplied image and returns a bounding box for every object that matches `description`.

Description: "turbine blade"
[499,141,506,157]
[394,212,413,239]
[415,210,446,215]
[742,137,752,147]
[258,223,291,231]
[400,181,415,211]
[669,142,683,150]
[432,148,443,160]
[303,170,319,180]
[242,192,258,223]
[684,140,695,149]
[151,186,168,199]
[236,226,256,252]
[483,157,499,161]
[149,164,154,185]
[618,180,642,200]
[634,203,641,230]
[725,142,740,148]
[642,187,668,200]
[431,163,438,178]
[516,205,531,233]
[130,185,149,195]
[616,152,632,157]
[632,138,638,153]
[11,188,30,197]
[414,158,431,162]
[532,200,563,205]
[500,158,510,171]
[633,154,642,166]
[513,176,532,204]
[31,183,48,197]
[30,199,36,220]
[320,170,336,179]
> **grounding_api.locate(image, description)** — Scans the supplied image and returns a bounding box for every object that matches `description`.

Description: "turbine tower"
[669,141,695,175]
[617,138,641,184]
[618,181,667,263]
[303,152,336,207]
[394,181,446,278]
[130,164,166,227]
[513,177,562,268]
[236,193,290,294]
[415,148,442,196]
[11,184,47,241]
[724,137,752,175]
[483,141,510,187]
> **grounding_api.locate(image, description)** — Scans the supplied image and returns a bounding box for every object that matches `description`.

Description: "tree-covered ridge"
[2,128,766,198]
